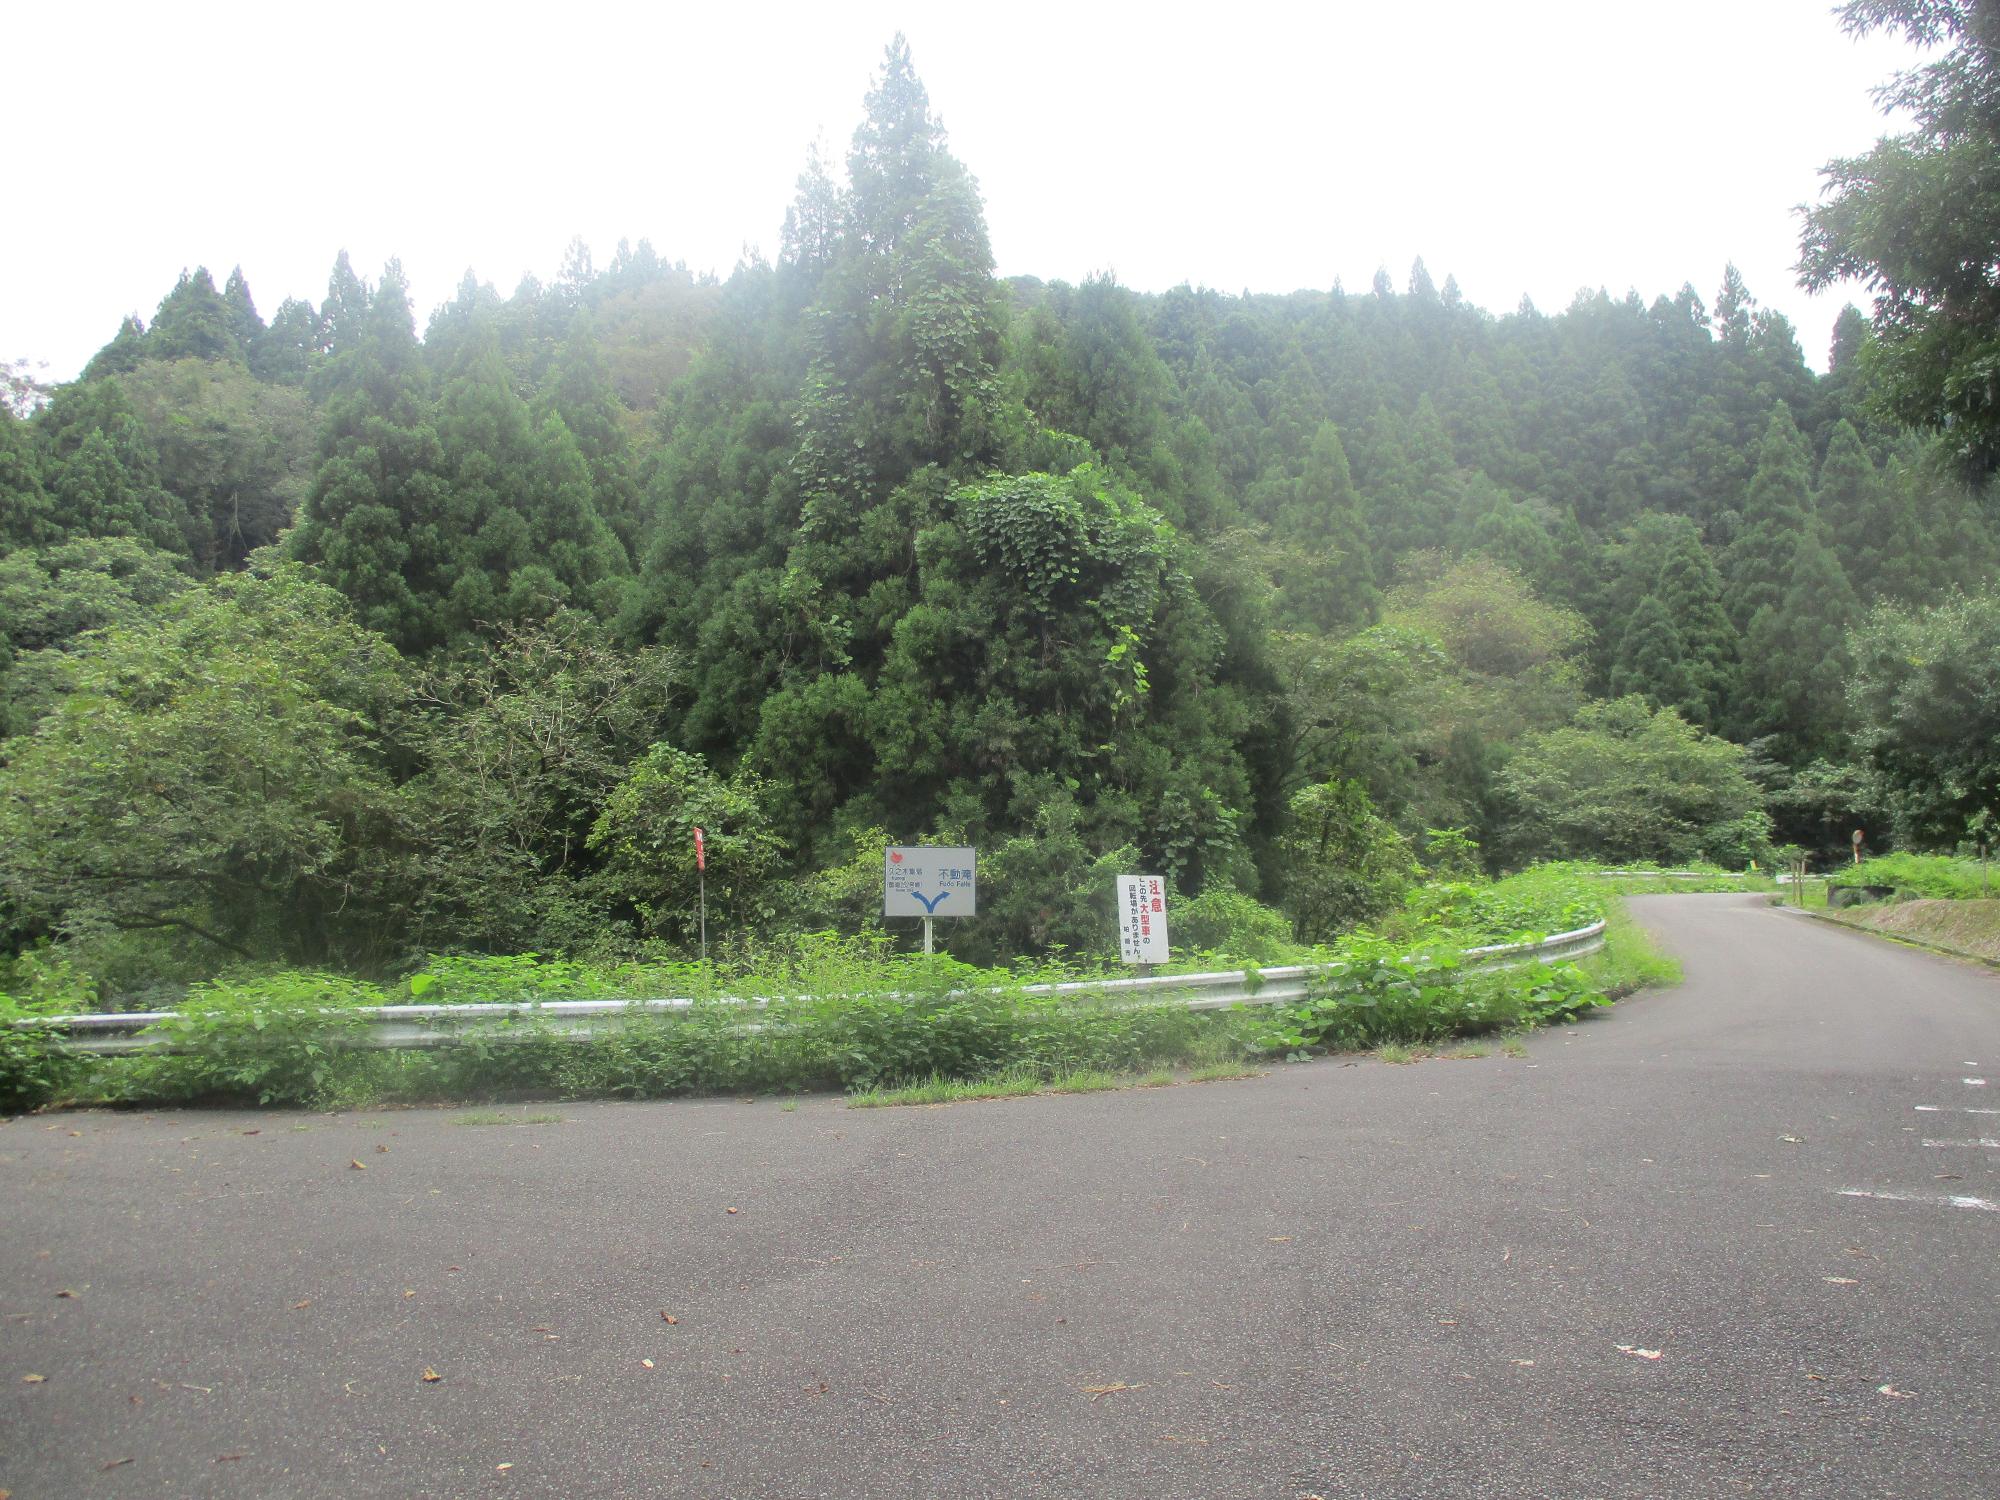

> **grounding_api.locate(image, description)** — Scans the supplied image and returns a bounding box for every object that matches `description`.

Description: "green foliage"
[1609,593,1696,713]
[0,563,411,975]
[1580,904,1684,995]
[1725,406,1818,633]
[400,612,678,956]
[0,1000,78,1114]
[1799,2,2000,479]
[1397,866,1602,945]
[1269,938,1605,1053]
[856,463,1256,891]
[1384,553,1589,683]
[1741,524,1858,762]
[8,29,1999,1007]
[950,798,1135,967]
[116,358,316,573]
[791,35,1003,545]
[1496,697,1772,867]
[1170,885,1300,964]
[1277,778,1419,942]
[1266,422,1377,633]
[1760,755,1886,858]
[287,262,458,652]
[31,379,195,556]
[26,863,1618,1110]
[1847,586,2000,847]
[559,980,1227,1098]
[147,268,247,365]
[0,536,190,734]
[1532,859,1758,895]
[1420,827,1483,880]
[1829,852,1989,901]
[111,973,383,1107]
[587,744,784,945]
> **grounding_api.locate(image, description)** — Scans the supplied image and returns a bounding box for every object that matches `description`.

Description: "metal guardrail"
[13,921,1607,1057]
[1579,870,1752,880]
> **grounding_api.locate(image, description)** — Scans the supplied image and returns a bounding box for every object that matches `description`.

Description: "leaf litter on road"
[1082,1381,1148,1400]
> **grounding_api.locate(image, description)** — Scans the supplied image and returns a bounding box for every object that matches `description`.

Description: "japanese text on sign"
[884,846,978,918]
[1117,875,1168,964]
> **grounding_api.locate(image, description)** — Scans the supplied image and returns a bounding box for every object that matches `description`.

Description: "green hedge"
[1829,853,1992,901]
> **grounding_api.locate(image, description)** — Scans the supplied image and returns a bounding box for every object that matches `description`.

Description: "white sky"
[7,1,1921,384]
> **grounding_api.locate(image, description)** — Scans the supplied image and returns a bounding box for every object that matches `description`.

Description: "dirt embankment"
[1822,897,2000,964]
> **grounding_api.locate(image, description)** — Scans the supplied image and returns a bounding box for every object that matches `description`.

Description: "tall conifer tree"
[1725,406,1815,631]
[290,260,455,652]
[1742,525,1858,761]
[1653,520,1740,729]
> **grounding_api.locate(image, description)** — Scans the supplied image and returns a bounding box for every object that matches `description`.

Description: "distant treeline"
[1,33,1993,993]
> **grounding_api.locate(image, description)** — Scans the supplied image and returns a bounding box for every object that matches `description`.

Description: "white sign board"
[1117,875,1168,964]
[884,847,978,918]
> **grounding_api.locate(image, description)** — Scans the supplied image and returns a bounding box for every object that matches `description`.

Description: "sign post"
[884,847,977,955]
[694,826,707,964]
[1117,875,1169,971]
[1852,828,1865,867]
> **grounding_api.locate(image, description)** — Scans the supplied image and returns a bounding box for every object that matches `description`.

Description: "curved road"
[3,894,1998,1498]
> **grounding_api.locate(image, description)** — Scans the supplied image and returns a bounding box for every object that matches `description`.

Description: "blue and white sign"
[884,846,977,918]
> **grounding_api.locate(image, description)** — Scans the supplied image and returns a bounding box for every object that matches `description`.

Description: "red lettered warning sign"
[694,826,706,872]
[1117,875,1168,964]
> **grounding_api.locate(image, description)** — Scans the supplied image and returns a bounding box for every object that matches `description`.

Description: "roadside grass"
[1810,897,2000,966]
[1499,1035,1529,1058]
[1829,852,1992,902]
[5,874,1631,1116]
[1189,1060,1262,1082]
[1376,1044,1415,1064]
[846,1070,1045,1108]
[1581,904,1682,997]
[844,1059,1276,1109]
[448,1109,564,1127]
[1772,877,1831,909]
[1543,861,1762,896]
[845,1066,1122,1109]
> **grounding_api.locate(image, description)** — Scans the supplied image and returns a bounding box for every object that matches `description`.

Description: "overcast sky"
[8,1,1921,385]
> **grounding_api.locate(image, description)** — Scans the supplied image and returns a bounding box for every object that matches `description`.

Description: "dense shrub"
[22,868,1620,1110]
[1495,698,1771,869]
[1171,885,1301,964]
[1396,867,1602,945]
[1278,778,1418,942]
[1267,938,1606,1053]
[1829,853,1991,901]
[0,1002,78,1114]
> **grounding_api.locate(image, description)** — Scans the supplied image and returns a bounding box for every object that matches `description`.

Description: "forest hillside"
[3,16,1996,995]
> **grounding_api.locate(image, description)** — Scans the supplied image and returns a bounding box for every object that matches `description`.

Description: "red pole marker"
[694,826,706,872]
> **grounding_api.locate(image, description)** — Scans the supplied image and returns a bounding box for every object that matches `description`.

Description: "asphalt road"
[4,893,1998,1500]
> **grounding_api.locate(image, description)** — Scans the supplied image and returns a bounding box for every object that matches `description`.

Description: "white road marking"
[1840,1189,2000,1213]
[1914,1105,2000,1115]
[1922,1139,2000,1149]
[1966,1078,1988,1087]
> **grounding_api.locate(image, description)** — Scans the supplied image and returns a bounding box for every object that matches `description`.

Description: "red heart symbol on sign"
[889,851,903,863]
